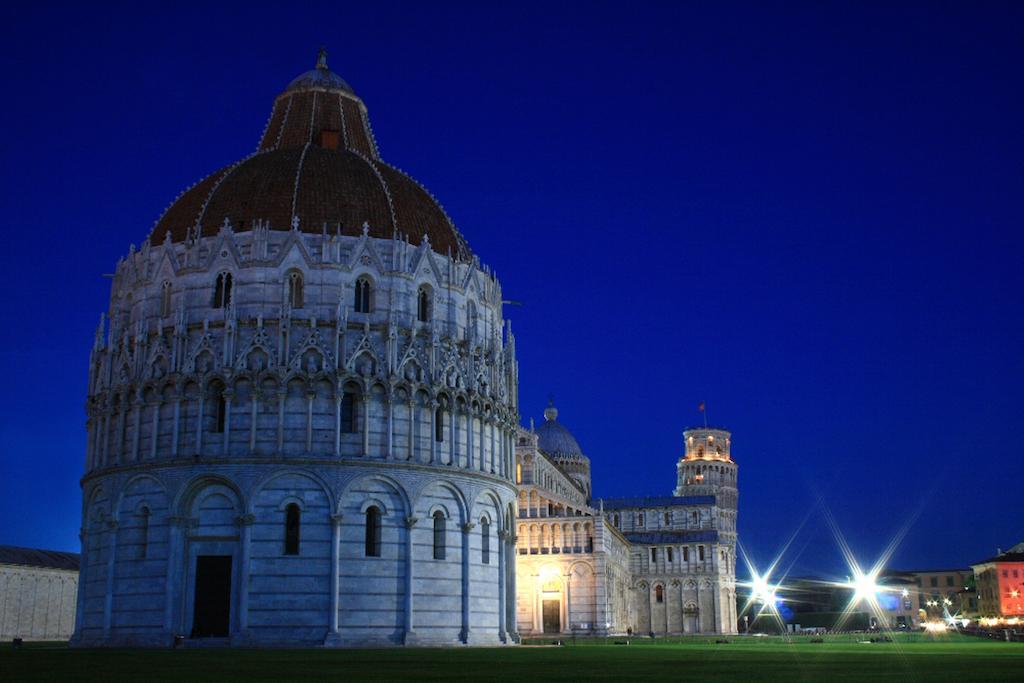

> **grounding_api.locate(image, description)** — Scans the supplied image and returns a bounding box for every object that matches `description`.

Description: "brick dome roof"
[149,51,470,259]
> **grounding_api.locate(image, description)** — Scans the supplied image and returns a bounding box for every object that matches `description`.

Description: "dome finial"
[544,396,558,422]
[316,46,328,70]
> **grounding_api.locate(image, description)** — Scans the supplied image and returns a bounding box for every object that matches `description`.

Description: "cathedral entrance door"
[542,599,561,633]
[192,555,232,637]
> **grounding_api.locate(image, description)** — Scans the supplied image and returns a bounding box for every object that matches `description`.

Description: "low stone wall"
[0,564,78,641]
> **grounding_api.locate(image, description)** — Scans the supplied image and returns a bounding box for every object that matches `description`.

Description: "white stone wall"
[85,228,519,477]
[74,464,517,647]
[77,226,520,647]
[0,565,78,641]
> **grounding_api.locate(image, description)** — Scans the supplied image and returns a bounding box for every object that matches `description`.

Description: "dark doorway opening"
[542,599,561,634]
[192,555,232,637]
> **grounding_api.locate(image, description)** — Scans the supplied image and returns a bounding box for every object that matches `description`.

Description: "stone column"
[429,401,438,465]
[711,580,721,634]
[489,418,497,475]
[195,390,205,454]
[403,516,418,644]
[164,518,180,635]
[276,390,285,454]
[102,519,118,639]
[467,409,474,470]
[171,395,181,457]
[325,513,343,644]
[564,572,572,633]
[234,514,254,639]
[508,533,519,640]
[115,400,127,464]
[648,584,655,636]
[481,413,489,473]
[101,408,111,467]
[497,529,508,643]
[694,581,702,633]
[679,579,687,633]
[149,400,160,460]
[361,394,370,457]
[334,394,342,456]
[385,392,394,459]
[507,430,516,483]
[131,397,143,461]
[222,390,234,455]
[448,405,456,466]
[461,522,475,643]
[407,399,415,461]
[249,392,258,453]
[306,391,316,453]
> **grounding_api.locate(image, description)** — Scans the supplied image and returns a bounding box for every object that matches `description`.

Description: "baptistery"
[73,51,520,647]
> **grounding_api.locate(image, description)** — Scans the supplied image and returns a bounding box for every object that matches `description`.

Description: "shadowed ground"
[2,634,1021,682]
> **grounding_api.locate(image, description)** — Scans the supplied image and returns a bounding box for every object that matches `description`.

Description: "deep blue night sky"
[1,2,1021,578]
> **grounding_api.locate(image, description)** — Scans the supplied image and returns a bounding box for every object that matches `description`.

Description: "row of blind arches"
[207,382,451,442]
[159,272,464,325]
[124,503,493,564]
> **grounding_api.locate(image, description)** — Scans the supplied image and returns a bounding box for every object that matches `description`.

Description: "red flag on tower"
[697,402,705,412]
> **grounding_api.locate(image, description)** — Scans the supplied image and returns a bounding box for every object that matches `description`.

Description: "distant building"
[971,542,1024,618]
[514,410,738,636]
[0,546,79,641]
[909,569,974,619]
[875,571,920,628]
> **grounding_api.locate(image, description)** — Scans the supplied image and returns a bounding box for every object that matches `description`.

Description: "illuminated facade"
[972,543,1024,618]
[514,409,738,636]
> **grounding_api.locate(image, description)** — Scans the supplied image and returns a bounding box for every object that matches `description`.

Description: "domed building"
[72,51,520,647]
[534,402,591,498]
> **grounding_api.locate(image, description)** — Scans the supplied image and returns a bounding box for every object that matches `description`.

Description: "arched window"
[417,286,431,322]
[139,506,150,559]
[213,272,232,309]
[516,462,522,484]
[432,511,446,560]
[655,585,664,603]
[638,512,645,527]
[341,390,356,433]
[286,270,304,309]
[698,545,705,562]
[434,405,445,442]
[213,384,226,433]
[664,512,671,526]
[354,276,371,313]
[365,506,382,557]
[692,511,699,526]
[667,547,674,563]
[481,518,490,564]
[613,513,620,527]
[160,281,172,318]
[284,503,301,555]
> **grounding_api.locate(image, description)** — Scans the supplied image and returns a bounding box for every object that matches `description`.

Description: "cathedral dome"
[149,50,470,260]
[535,402,583,458]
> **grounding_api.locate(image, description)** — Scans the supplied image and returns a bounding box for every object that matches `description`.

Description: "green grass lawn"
[2,633,1021,682]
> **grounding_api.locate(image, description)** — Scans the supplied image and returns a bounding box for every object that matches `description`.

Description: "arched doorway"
[180,481,242,639]
[684,602,700,634]
[536,566,565,634]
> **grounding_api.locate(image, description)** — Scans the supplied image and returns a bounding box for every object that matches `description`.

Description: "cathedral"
[514,406,737,636]
[72,52,736,647]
